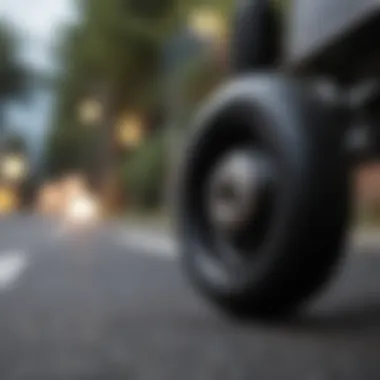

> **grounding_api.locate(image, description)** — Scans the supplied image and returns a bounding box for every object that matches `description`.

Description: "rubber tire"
[232,0,279,72]
[176,75,350,319]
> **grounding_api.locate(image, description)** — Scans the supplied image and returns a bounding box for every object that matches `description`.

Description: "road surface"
[0,214,379,379]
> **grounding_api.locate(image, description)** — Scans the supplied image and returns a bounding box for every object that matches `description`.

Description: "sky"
[0,0,76,171]
[0,0,75,72]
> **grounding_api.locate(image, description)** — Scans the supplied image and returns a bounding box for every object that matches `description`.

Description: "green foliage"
[45,121,94,176]
[182,55,226,111]
[49,0,186,176]
[0,22,26,101]
[123,132,167,209]
[5,133,28,154]
[47,0,235,201]
[56,0,180,109]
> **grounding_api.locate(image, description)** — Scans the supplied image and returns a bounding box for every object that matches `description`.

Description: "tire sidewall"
[176,75,349,309]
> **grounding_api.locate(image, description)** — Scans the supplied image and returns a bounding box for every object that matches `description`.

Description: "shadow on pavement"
[293,300,380,335]
[235,248,380,339]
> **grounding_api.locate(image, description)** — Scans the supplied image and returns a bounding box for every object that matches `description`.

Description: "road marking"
[117,231,177,260]
[116,229,380,261]
[0,250,29,291]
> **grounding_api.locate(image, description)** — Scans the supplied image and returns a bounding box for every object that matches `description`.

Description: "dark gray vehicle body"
[285,0,380,83]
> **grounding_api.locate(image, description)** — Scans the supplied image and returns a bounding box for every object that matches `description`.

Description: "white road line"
[0,250,29,291]
[116,228,380,261]
[118,231,177,260]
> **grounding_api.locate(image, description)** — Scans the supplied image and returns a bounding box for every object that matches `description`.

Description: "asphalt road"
[0,215,379,380]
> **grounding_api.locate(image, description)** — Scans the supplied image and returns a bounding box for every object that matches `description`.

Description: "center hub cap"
[207,150,272,235]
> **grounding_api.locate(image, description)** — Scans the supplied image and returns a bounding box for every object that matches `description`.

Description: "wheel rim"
[179,101,283,277]
[183,128,279,267]
[207,149,275,240]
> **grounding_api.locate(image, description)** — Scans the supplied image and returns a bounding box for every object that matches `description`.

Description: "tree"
[166,0,233,127]
[47,0,191,177]
[46,0,235,211]
[123,130,167,209]
[55,0,182,116]
[5,133,28,154]
[0,22,27,143]
[50,0,232,136]
[0,22,25,102]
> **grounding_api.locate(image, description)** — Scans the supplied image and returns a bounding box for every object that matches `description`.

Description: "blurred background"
[0,0,379,225]
[1,1,380,379]
[0,0,235,223]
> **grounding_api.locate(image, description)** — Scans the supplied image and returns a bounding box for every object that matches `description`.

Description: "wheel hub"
[207,150,273,235]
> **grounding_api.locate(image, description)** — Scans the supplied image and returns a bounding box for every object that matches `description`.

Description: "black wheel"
[232,0,280,72]
[176,75,350,319]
